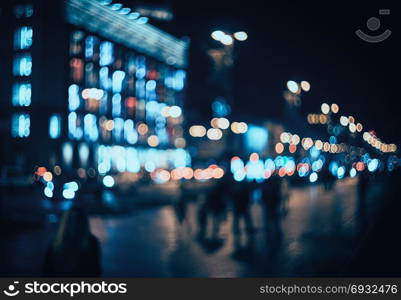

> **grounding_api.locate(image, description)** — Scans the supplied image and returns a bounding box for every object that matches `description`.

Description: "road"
[1,175,398,277]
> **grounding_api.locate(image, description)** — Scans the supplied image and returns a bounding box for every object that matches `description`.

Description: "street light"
[220,34,233,45]
[300,80,310,92]
[287,80,299,93]
[284,80,310,107]
[211,30,248,45]
[233,31,248,41]
[211,30,225,41]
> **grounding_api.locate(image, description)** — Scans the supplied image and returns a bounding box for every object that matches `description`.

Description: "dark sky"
[148,0,400,143]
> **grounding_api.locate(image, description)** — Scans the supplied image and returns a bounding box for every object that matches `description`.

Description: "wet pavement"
[1,176,399,277]
[0,222,56,277]
[89,178,385,277]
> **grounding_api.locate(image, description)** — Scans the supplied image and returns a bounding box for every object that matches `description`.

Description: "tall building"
[0,0,190,187]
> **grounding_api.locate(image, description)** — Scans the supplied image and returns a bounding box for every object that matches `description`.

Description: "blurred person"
[261,175,283,251]
[231,180,256,259]
[197,177,229,242]
[262,174,282,218]
[356,171,370,233]
[280,178,290,215]
[173,181,196,245]
[232,180,254,236]
[43,207,101,277]
[321,164,335,191]
[174,181,189,225]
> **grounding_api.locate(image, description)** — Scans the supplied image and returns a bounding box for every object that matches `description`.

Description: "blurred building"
[0,0,190,184]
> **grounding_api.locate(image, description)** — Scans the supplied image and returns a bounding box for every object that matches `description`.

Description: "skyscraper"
[0,0,190,188]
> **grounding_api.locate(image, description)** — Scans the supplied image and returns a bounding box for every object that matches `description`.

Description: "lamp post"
[283,80,311,108]
[208,30,247,69]
[207,30,248,157]
[207,30,248,98]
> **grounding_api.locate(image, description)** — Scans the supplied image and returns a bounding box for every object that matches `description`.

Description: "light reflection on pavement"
[90,178,376,277]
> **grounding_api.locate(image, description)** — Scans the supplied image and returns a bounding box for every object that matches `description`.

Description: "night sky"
[149,0,399,143]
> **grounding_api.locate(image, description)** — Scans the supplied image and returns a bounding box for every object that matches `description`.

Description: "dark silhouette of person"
[43,208,101,277]
[321,163,335,191]
[232,180,254,236]
[262,175,282,218]
[261,175,283,252]
[174,181,189,225]
[231,180,256,259]
[197,178,229,247]
[356,171,369,233]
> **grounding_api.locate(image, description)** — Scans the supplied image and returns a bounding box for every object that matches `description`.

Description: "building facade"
[0,0,190,187]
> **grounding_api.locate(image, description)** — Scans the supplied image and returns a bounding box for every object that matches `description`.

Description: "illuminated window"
[126,147,140,172]
[14,26,33,50]
[99,41,113,66]
[147,69,159,80]
[112,94,121,117]
[62,142,74,166]
[49,114,61,139]
[137,99,146,118]
[85,63,97,86]
[12,82,31,106]
[174,70,186,91]
[145,101,159,120]
[85,36,97,60]
[124,119,138,144]
[70,58,84,82]
[145,80,157,101]
[112,70,125,93]
[83,114,99,142]
[173,148,189,168]
[164,69,175,89]
[68,112,83,140]
[135,56,146,79]
[125,97,136,116]
[146,80,156,91]
[135,79,146,99]
[70,31,84,55]
[13,54,32,76]
[14,4,33,18]
[11,113,30,138]
[156,126,168,145]
[99,93,108,115]
[79,143,90,166]
[126,55,136,75]
[99,67,110,90]
[113,118,124,142]
[97,145,112,174]
[111,146,126,172]
[68,84,80,111]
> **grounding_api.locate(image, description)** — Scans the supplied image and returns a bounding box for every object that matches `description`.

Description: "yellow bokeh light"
[300,81,311,92]
[207,128,223,140]
[43,172,53,182]
[147,135,159,147]
[275,142,284,154]
[138,123,149,135]
[189,125,206,137]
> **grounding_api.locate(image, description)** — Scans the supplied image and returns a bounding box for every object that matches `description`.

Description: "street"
[1,175,398,277]
[89,178,381,277]
[1,0,400,283]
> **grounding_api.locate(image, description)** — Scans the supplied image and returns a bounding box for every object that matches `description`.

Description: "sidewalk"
[90,179,378,277]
